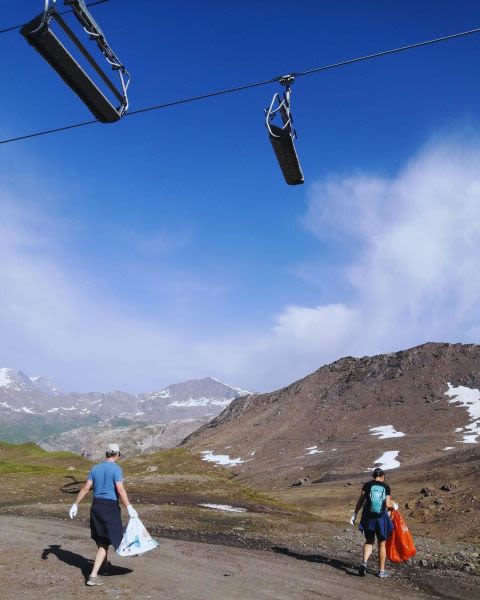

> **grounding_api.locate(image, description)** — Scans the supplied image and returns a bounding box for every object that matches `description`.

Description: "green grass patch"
[0,460,67,474]
[0,416,99,444]
[0,440,91,473]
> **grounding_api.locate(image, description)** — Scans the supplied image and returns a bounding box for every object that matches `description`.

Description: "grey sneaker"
[358,563,367,576]
[86,576,104,586]
[377,570,390,578]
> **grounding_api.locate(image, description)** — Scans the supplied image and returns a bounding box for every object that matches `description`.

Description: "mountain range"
[0,370,250,444]
[4,342,480,492]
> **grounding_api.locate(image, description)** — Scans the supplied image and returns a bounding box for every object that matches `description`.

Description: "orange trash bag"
[386,510,417,563]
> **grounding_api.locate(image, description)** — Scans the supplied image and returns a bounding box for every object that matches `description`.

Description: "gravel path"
[0,516,436,600]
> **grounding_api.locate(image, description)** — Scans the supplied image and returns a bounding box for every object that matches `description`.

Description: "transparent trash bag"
[116,517,159,557]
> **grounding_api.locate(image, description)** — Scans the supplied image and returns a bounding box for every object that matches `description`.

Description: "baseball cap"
[106,443,121,455]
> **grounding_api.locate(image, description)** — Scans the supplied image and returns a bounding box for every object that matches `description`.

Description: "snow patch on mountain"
[200,450,245,467]
[445,383,480,444]
[0,369,16,389]
[210,377,251,397]
[370,425,405,439]
[372,450,400,470]
[0,402,21,413]
[168,397,232,408]
[198,503,247,513]
[144,389,170,400]
[305,446,323,455]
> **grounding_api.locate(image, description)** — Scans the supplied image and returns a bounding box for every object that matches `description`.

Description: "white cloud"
[1,138,480,394]
[296,139,480,355]
[211,139,480,390]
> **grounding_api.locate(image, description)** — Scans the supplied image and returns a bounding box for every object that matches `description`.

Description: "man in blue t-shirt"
[69,443,140,586]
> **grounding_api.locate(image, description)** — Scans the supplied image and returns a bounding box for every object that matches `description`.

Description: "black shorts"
[90,498,123,549]
[364,529,381,544]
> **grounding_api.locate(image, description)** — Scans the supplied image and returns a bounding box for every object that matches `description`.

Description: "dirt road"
[0,516,438,600]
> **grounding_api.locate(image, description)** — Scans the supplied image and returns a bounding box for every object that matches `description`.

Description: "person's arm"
[115,480,131,508]
[385,494,399,511]
[69,479,92,518]
[350,491,365,524]
[354,491,366,514]
[115,481,138,517]
[74,479,93,505]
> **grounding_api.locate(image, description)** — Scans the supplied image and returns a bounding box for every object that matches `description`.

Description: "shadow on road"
[41,545,132,580]
[272,546,360,576]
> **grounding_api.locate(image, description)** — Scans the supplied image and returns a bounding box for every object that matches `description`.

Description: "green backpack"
[368,483,386,516]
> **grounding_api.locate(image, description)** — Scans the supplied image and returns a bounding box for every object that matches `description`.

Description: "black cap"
[372,467,385,478]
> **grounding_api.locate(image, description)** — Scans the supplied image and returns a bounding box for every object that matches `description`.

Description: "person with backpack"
[68,443,139,586]
[350,467,398,578]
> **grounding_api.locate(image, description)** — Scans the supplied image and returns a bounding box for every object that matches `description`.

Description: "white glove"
[69,503,78,519]
[127,505,138,518]
[349,511,357,526]
[392,502,399,511]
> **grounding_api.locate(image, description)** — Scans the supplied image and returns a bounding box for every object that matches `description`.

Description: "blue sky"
[1,1,480,393]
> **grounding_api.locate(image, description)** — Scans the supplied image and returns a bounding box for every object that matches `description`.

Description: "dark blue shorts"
[90,498,123,550]
[359,511,393,543]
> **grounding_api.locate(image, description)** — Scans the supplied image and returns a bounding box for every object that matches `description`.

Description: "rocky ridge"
[184,342,480,488]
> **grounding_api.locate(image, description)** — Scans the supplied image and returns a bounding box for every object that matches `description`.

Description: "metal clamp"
[265,75,296,139]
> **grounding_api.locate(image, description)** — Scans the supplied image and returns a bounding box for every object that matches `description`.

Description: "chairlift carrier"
[265,76,304,185]
[20,0,130,123]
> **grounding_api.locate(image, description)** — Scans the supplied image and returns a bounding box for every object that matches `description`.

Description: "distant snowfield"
[0,369,16,389]
[168,397,231,408]
[373,450,400,470]
[0,401,36,414]
[369,425,405,439]
[210,377,251,397]
[445,383,480,444]
[200,451,245,467]
[0,401,20,412]
[198,503,247,513]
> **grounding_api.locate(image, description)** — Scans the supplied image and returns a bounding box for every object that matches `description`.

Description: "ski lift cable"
[1,25,480,146]
[128,25,480,117]
[0,0,110,35]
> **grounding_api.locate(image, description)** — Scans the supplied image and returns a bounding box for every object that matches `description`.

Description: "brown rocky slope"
[183,343,480,488]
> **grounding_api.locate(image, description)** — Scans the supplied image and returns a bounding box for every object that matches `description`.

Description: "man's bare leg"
[91,544,108,578]
[100,549,109,572]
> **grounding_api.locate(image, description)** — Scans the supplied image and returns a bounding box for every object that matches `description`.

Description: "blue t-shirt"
[88,461,123,501]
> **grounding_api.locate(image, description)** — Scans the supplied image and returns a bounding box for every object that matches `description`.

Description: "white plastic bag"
[116,517,159,557]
